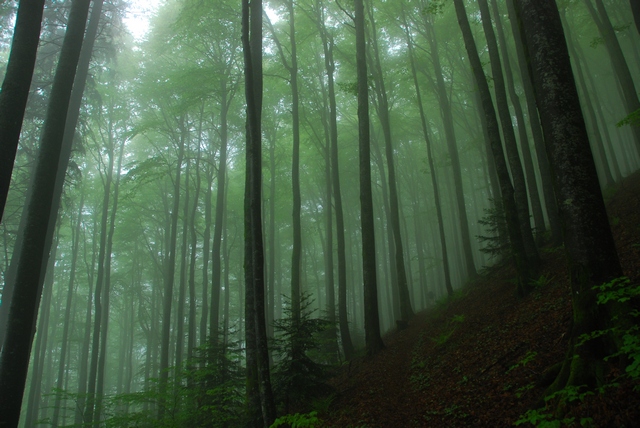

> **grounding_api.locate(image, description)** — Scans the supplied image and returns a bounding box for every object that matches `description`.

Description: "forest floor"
[320,171,640,427]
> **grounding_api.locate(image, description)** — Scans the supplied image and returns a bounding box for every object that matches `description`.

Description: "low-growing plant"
[508,351,538,373]
[531,275,554,288]
[270,411,321,428]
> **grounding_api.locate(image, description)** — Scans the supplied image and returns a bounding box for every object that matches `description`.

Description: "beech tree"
[0,0,92,425]
[0,0,45,222]
[515,0,624,392]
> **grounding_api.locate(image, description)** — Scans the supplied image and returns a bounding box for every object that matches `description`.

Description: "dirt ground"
[322,171,640,427]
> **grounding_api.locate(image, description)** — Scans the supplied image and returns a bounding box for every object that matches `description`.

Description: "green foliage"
[430,314,465,346]
[507,351,538,373]
[593,277,640,304]
[270,411,322,428]
[477,198,510,259]
[422,0,446,16]
[617,108,640,128]
[531,275,554,288]
[101,336,244,428]
[271,294,334,412]
[515,385,594,427]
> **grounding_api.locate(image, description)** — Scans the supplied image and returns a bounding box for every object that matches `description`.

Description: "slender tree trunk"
[0,0,103,353]
[490,0,546,243]
[515,0,624,392]
[478,0,540,277]
[187,134,202,364]
[355,0,384,356]
[158,122,186,418]
[315,1,354,358]
[632,0,640,34]
[583,0,640,155]
[424,18,477,278]
[84,139,116,426]
[75,216,97,426]
[366,2,414,323]
[454,0,532,297]
[175,156,191,376]
[402,8,453,297]
[23,231,59,428]
[505,0,562,245]
[52,192,84,427]
[211,80,230,344]
[200,151,212,348]
[562,10,616,187]
[0,0,45,222]
[94,110,125,428]
[0,2,91,423]
[242,0,276,424]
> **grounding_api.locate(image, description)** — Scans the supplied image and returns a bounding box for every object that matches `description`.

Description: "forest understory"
[319,171,640,427]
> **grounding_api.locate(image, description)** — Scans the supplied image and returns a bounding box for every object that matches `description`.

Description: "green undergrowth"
[515,277,640,426]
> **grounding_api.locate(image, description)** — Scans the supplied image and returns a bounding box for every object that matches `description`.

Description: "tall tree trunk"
[355,0,384,356]
[424,18,477,278]
[0,0,45,221]
[490,0,546,243]
[315,0,354,358]
[515,0,624,392]
[401,7,453,297]
[175,155,191,375]
[454,0,532,297]
[75,216,97,426]
[84,136,116,426]
[583,0,640,155]
[23,231,59,428]
[158,122,186,418]
[199,149,212,348]
[94,134,124,427]
[211,80,230,344]
[242,0,276,425]
[561,9,616,187]
[0,0,103,352]
[187,132,202,364]
[478,0,540,277]
[367,2,414,323]
[0,1,91,423]
[632,0,640,34]
[52,192,85,427]
[505,0,562,245]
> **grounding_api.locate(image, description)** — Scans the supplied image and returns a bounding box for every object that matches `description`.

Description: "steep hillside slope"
[323,171,640,427]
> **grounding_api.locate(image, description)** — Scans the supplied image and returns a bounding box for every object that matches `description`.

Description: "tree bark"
[367,2,414,323]
[158,121,186,418]
[0,1,91,424]
[583,0,640,155]
[0,0,45,222]
[454,0,532,297]
[355,0,384,356]
[515,0,624,392]
[315,0,355,359]
[242,0,276,425]
[424,17,477,279]
[505,0,562,245]
[632,0,640,34]
[478,0,540,277]
[211,79,231,343]
[52,192,84,427]
[490,0,546,243]
[402,7,453,297]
